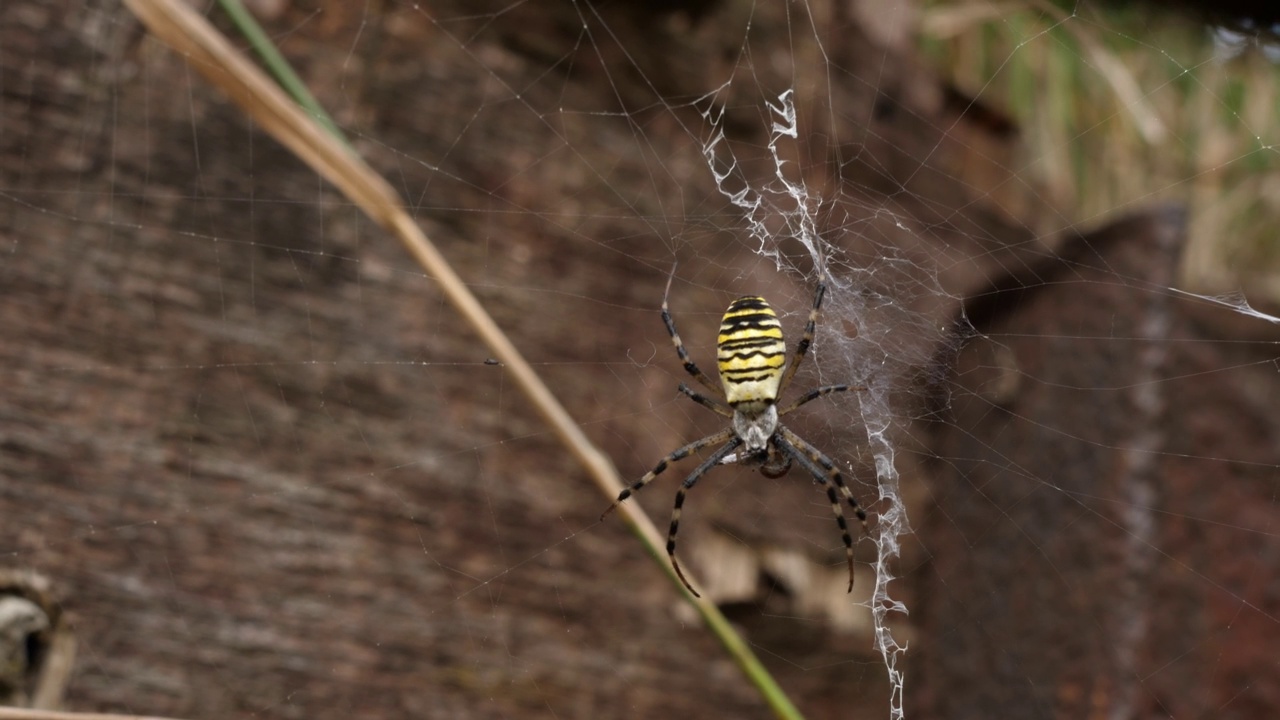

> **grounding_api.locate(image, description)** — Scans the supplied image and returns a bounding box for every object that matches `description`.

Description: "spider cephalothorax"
[602,276,869,597]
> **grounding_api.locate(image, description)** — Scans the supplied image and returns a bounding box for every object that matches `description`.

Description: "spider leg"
[662,274,724,398]
[774,427,868,593]
[677,382,733,417]
[775,273,826,398]
[778,383,867,416]
[666,437,744,598]
[600,428,735,520]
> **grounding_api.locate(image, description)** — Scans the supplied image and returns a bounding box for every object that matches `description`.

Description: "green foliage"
[921,1,1280,294]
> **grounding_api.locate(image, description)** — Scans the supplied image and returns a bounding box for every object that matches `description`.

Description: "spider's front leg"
[773,428,869,594]
[600,429,734,519]
[664,437,743,598]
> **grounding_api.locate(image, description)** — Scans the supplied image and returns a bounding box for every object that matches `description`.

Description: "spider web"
[698,86,913,713]
[3,1,1280,719]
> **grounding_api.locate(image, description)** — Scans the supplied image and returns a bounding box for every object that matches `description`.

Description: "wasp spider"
[602,274,869,597]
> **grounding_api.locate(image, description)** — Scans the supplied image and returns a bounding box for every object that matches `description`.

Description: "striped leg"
[776,275,826,397]
[778,383,866,416]
[677,382,733,417]
[666,437,744,597]
[662,275,724,397]
[601,429,734,520]
[774,427,868,593]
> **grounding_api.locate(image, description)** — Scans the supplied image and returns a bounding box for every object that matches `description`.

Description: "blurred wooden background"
[2,1,1279,718]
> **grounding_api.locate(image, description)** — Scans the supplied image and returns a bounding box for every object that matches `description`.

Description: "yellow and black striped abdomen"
[717,296,786,407]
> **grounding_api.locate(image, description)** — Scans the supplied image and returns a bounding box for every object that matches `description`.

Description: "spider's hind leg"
[662,274,723,398]
[778,383,867,416]
[776,275,827,398]
[677,382,733,417]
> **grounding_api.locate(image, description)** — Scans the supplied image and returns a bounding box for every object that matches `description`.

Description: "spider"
[602,273,869,597]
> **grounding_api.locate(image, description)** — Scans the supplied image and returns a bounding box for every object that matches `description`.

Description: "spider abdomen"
[717,296,786,408]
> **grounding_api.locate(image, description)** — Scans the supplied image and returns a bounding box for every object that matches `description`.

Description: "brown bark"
[3,1,1278,719]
